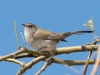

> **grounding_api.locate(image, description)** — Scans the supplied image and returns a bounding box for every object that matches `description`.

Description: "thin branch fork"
[16,56,46,75]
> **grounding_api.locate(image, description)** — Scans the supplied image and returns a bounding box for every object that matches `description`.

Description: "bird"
[22,23,93,55]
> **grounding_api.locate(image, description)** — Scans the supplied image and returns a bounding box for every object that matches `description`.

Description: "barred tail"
[62,30,93,38]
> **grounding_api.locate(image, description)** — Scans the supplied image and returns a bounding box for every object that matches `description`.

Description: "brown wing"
[34,28,63,40]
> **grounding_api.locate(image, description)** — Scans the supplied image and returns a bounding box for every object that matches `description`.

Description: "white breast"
[24,29,29,41]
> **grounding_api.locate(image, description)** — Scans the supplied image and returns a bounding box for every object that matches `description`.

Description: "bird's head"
[22,23,38,28]
[22,23,38,32]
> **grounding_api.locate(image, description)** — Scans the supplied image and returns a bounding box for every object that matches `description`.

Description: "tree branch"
[56,45,97,54]
[35,57,52,75]
[52,58,97,65]
[91,45,100,75]
[0,44,98,75]
[83,51,92,75]
[5,58,25,67]
[16,56,46,75]
[0,47,25,61]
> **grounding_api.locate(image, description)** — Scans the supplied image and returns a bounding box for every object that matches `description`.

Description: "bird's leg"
[52,49,58,55]
[36,46,51,56]
[36,46,47,51]
[36,47,58,56]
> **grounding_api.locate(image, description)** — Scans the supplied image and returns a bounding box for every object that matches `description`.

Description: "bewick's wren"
[22,23,93,55]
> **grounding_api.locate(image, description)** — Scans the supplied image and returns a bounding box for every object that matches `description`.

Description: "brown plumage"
[22,23,93,55]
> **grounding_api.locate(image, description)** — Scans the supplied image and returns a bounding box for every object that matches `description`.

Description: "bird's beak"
[22,24,25,26]
[22,24,27,27]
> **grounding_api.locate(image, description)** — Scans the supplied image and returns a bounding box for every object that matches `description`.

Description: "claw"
[38,50,42,56]
[52,49,58,55]
[38,50,51,56]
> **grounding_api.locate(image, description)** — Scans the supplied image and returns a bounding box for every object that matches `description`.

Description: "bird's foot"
[36,46,51,56]
[37,49,43,56]
[38,50,51,56]
[52,49,58,55]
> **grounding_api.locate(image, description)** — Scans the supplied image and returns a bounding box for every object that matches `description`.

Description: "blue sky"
[0,0,100,75]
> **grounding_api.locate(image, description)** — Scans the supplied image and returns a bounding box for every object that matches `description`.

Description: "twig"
[52,58,97,65]
[0,47,25,61]
[83,51,92,75]
[5,58,26,67]
[65,65,80,74]
[79,52,97,75]
[91,45,100,75]
[20,30,28,48]
[15,53,38,59]
[14,21,20,47]
[16,56,46,75]
[82,36,99,74]
[35,57,52,75]
[52,57,70,66]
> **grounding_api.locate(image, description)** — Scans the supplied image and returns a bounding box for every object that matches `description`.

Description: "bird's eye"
[30,25,33,27]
